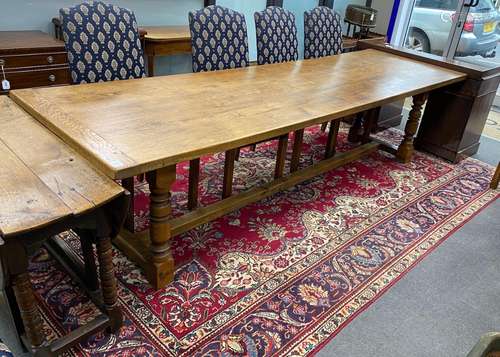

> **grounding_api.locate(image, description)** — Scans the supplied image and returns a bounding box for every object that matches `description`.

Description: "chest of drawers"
[0,31,71,94]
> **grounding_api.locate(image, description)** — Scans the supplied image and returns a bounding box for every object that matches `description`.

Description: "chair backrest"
[59,1,145,84]
[254,6,298,65]
[304,6,343,60]
[189,5,249,72]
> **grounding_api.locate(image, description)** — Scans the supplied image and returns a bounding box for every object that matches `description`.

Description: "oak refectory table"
[9,48,466,289]
[0,96,129,355]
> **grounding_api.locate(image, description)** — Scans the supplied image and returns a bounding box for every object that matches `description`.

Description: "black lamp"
[319,0,334,8]
[267,0,283,7]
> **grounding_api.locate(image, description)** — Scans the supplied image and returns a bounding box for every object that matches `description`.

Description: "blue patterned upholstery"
[189,5,249,72]
[304,6,343,60]
[254,6,298,65]
[0,340,13,357]
[59,1,145,84]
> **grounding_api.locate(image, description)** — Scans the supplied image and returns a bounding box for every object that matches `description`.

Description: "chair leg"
[80,236,99,291]
[188,159,200,210]
[222,149,237,199]
[320,122,329,132]
[290,129,304,173]
[95,235,123,333]
[361,107,380,144]
[121,177,135,232]
[235,148,241,161]
[274,134,289,179]
[325,120,340,159]
[348,112,364,143]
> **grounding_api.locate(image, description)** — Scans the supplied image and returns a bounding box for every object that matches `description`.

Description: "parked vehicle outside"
[405,0,500,58]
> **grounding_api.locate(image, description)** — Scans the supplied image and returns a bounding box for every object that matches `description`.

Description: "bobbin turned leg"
[12,272,45,350]
[95,235,122,332]
[146,165,176,289]
[396,93,428,163]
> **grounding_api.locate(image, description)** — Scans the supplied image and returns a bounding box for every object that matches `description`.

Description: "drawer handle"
[47,56,54,64]
[48,74,56,82]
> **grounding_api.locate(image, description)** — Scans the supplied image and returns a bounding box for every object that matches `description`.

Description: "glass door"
[402,0,462,55]
[450,0,500,141]
[449,0,499,63]
[392,0,500,141]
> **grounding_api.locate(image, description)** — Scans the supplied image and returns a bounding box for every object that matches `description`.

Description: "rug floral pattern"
[28,125,498,356]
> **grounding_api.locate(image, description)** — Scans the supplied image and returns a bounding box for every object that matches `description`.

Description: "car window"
[476,0,494,11]
[416,0,458,10]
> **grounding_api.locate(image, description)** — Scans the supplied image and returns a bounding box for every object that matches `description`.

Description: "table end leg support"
[146,165,176,289]
[396,93,428,163]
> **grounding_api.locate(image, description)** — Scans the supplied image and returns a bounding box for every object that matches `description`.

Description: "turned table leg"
[146,165,176,289]
[397,93,428,163]
[12,272,45,349]
[96,235,123,332]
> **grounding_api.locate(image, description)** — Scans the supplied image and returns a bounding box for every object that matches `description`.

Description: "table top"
[141,26,190,42]
[10,49,466,180]
[0,30,66,55]
[0,96,123,237]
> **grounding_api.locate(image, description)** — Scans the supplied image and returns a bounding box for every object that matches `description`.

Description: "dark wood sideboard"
[358,40,500,162]
[0,31,71,95]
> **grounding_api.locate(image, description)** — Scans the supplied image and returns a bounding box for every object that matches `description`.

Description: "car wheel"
[406,29,430,53]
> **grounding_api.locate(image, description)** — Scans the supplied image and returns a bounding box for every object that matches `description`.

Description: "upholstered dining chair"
[59,1,146,232]
[187,4,250,209]
[254,6,298,65]
[304,6,343,60]
[59,1,146,84]
[304,5,344,132]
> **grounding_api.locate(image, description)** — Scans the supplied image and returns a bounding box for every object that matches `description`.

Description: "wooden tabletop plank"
[0,97,123,215]
[9,49,467,179]
[0,139,71,237]
[141,26,190,42]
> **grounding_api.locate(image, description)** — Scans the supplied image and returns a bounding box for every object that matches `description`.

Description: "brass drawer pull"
[48,74,56,82]
[47,56,54,64]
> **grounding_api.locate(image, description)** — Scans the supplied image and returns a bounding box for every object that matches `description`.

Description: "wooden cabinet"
[0,31,71,94]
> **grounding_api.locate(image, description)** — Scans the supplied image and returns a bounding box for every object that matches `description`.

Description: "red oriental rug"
[28,125,498,356]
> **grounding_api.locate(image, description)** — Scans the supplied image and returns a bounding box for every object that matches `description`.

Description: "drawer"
[2,66,71,92]
[0,52,68,69]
